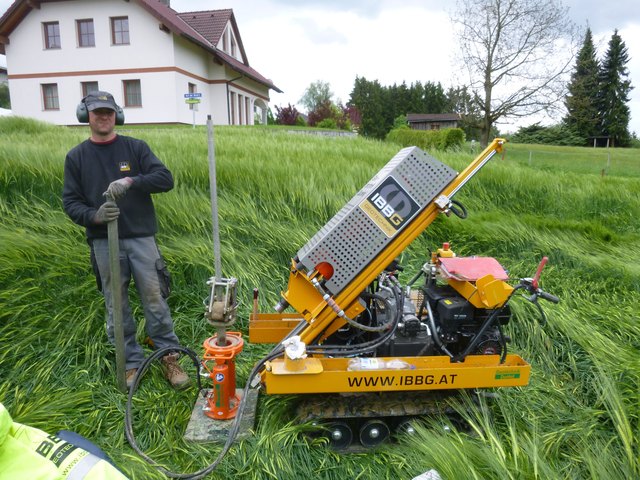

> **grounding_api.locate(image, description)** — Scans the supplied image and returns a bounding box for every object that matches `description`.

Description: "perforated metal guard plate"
[297,146,458,294]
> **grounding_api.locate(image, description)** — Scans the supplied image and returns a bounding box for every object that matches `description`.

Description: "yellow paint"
[262,354,529,394]
[248,312,304,343]
[448,275,514,309]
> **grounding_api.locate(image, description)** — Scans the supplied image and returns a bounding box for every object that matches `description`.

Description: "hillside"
[0,118,638,479]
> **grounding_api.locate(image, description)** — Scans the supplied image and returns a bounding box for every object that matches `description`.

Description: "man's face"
[88,108,116,137]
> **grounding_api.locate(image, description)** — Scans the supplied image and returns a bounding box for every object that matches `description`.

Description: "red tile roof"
[178,9,232,47]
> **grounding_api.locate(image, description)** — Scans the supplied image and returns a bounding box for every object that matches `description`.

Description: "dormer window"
[221,25,239,59]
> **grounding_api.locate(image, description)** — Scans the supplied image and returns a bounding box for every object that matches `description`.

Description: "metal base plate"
[184,388,258,443]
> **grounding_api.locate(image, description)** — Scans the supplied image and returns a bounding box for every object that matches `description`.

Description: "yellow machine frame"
[249,139,531,395]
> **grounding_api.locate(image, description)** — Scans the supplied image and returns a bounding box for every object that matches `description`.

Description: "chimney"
[159,0,170,6]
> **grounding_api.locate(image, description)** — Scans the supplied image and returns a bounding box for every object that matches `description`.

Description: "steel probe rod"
[106,194,126,392]
[207,115,226,344]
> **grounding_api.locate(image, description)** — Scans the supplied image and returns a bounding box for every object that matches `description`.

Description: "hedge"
[386,127,465,150]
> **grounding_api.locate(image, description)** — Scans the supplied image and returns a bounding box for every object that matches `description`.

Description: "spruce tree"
[597,30,633,147]
[564,27,600,142]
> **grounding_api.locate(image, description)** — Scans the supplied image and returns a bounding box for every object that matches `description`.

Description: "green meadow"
[0,117,638,479]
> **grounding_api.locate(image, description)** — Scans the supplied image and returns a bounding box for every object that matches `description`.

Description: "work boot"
[126,368,138,389]
[161,353,190,389]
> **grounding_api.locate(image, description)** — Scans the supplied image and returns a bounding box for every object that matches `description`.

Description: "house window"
[238,94,244,124]
[123,80,142,106]
[231,34,237,58]
[111,17,130,45]
[42,84,59,110]
[230,92,236,124]
[43,22,61,49]
[430,123,440,130]
[222,29,228,53]
[81,81,99,97]
[77,19,95,47]
[188,82,197,111]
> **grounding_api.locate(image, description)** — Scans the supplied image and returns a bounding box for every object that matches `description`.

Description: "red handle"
[532,256,548,289]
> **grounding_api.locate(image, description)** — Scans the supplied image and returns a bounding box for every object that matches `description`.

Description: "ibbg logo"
[360,176,420,236]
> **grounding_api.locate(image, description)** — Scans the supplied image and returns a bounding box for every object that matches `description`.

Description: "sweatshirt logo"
[119,161,131,172]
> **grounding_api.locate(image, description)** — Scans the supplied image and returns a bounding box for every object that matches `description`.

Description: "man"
[63,91,188,389]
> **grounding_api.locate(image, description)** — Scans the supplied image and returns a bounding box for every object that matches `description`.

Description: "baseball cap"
[84,91,119,112]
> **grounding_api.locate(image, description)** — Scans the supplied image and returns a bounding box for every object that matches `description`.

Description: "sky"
[1,0,639,134]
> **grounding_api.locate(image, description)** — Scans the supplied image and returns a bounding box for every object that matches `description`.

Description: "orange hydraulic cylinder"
[201,332,244,420]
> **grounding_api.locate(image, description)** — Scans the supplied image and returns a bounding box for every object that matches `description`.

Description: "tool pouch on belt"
[156,256,171,298]
[89,243,102,293]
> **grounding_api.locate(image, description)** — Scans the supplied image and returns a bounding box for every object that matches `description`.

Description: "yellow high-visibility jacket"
[0,403,128,480]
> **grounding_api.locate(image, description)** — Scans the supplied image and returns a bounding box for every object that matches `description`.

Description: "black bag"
[155,256,171,298]
[89,243,102,292]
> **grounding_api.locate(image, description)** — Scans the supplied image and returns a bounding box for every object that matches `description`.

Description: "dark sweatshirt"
[63,135,173,240]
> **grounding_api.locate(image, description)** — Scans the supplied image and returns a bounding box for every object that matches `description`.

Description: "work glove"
[105,177,134,201]
[93,201,120,224]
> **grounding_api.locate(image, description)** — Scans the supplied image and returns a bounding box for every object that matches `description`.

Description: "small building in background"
[407,113,461,131]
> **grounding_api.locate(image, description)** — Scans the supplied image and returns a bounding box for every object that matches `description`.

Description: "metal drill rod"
[207,115,226,346]
[106,193,126,392]
[207,115,222,284]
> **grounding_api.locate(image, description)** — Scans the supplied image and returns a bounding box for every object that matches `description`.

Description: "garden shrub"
[386,127,465,150]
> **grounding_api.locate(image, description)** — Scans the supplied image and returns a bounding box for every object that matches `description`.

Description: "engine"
[325,250,513,362]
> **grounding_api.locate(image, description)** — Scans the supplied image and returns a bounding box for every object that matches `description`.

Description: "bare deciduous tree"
[452,0,577,146]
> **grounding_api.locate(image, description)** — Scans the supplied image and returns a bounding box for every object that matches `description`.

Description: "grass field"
[0,117,638,479]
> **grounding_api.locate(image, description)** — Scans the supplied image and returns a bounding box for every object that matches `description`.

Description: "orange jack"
[201,331,244,420]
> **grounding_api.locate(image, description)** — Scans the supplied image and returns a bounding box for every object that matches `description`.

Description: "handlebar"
[514,260,559,326]
[516,279,560,304]
[537,290,560,304]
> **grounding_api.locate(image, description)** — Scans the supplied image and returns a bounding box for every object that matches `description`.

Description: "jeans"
[92,236,180,370]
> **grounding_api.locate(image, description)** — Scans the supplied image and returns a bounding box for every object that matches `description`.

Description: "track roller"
[358,419,390,448]
[326,422,353,450]
[397,419,418,436]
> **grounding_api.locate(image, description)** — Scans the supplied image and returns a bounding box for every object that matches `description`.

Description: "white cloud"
[1,0,638,134]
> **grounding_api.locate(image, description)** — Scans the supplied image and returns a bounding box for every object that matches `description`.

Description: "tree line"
[272,1,634,148]
[272,79,483,141]
[563,28,634,147]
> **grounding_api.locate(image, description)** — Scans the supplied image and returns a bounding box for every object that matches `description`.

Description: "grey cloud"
[564,0,640,33]
[295,17,349,44]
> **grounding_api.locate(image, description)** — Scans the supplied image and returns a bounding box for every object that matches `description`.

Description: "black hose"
[449,199,467,219]
[307,285,403,357]
[497,323,508,363]
[424,297,455,359]
[407,269,424,287]
[124,345,282,479]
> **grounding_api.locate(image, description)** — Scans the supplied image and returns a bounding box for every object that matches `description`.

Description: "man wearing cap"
[62,91,189,390]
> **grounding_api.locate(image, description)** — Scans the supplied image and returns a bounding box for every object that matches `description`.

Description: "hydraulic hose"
[307,285,403,357]
[449,199,467,219]
[124,345,282,480]
[424,298,455,359]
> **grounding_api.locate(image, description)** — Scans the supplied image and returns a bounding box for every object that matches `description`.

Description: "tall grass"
[0,117,638,479]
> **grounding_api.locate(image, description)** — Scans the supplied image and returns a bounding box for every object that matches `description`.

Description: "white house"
[0,0,281,125]
[0,54,7,84]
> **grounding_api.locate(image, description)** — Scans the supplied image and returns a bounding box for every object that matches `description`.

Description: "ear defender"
[76,98,125,125]
[115,106,125,125]
[76,100,89,123]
